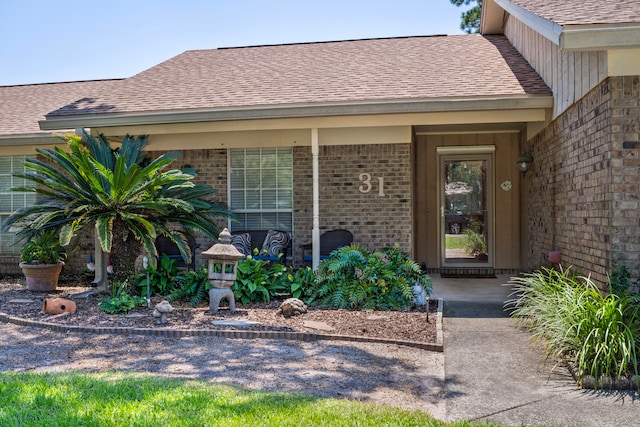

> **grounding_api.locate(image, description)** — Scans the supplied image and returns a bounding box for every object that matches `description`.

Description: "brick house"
[2,0,639,285]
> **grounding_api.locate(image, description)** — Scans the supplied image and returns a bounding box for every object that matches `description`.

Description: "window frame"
[227,147,293,232]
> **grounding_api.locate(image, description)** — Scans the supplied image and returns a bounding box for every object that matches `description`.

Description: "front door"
[440,154,493,268]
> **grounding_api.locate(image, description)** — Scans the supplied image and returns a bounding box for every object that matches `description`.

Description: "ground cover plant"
[0,372,497,427]
[506,266,640,388]
[132,253,316,308]
[308,244,431,310]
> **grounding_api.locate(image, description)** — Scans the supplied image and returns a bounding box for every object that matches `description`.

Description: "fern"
[308,244,432,310]
[167,267,210,306]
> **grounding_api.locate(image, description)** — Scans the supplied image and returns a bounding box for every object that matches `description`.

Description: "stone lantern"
[201,228,245,313]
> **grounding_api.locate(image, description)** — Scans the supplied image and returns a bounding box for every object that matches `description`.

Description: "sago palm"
[3,132,231,282]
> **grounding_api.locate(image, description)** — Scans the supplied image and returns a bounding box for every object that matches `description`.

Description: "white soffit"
[493,0,562,45]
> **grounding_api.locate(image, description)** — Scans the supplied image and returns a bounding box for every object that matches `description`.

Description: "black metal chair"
[301,229,353,263]
[155,233,198,269]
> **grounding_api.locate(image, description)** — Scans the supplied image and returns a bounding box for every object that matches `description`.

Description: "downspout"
[312,128,320,270]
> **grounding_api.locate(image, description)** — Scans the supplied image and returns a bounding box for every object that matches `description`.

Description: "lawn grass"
[445,234,467,250]
[0,372,497,427]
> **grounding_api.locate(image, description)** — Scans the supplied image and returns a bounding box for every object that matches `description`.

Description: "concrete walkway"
[431,275,639,427]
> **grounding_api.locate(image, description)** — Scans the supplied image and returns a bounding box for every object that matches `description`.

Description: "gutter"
[0,133,65,146]
[39,96,553,131]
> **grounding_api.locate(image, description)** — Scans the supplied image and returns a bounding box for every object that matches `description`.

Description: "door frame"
[437,146,495,269]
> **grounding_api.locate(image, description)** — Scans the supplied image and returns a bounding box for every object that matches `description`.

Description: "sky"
[0,1,469,86]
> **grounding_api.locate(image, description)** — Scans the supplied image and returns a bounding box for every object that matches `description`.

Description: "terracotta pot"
[43,298,77,315]
[19,262,63,292]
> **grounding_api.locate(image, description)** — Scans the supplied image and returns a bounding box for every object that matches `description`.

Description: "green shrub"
[232,255,274,304]
[575,292,640,380]
[167,266,210,306]
[231,252,315,305]
[463,221,487,256]
[506,266,640,385]
[608,264,636,296]
[19,228,67,265]
[99,280,147,314]
[308,244,431,310]
[135,254,181,297]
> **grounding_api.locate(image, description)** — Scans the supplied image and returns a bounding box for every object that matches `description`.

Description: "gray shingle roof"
[0,79,122,136]
[46,35,550,118]
[510,0,640,26]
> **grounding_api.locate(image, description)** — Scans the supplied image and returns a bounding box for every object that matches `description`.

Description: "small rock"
[8,299,35,304]
[276,298,307,318]
[614,376,631,390]
[581,375,596,389]
[597,376,613,389]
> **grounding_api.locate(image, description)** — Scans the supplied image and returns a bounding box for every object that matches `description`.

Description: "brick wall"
[22,142,413,274]
[293,143,413,265]
[525,76,640,285]
[610,76,640,278]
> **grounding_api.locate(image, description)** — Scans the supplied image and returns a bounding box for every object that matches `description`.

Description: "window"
[0,155,36,254]
[229,147,293,231]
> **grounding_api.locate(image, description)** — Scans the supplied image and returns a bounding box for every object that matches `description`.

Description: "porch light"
[517,148,533,174]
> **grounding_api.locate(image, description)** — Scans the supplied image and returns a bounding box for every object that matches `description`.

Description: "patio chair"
[155,233,198,269]
[301,229,353,263]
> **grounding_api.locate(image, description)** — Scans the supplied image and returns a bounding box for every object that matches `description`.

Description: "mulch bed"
[0,277,438,345]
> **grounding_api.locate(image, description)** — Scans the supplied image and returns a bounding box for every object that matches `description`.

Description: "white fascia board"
[560,25,640,51]
[493,0,562,45]
[39,96,553,131]
[0,133,63,146]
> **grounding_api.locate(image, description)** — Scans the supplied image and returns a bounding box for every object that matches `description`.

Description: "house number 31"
[358,173,385,197]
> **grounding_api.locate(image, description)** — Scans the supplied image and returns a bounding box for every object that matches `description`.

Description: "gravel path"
[0,321,446,419]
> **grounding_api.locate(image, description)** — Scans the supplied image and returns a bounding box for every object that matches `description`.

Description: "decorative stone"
[597,376,613,389]
[366,314,388,321]
[412,284,428,306]
[209,287,236,313]
[212,319,260,327]
[276,298,307,318]
[124,313,147,318]
[202,228,245,289]
[8,299,35,304]
[303,320,334,331]
[614,376,631,390]
[581,375,596,389]
[153,300,173,324]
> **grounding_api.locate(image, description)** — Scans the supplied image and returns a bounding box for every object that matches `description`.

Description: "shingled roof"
[0,79,122,137]
[44,35,550,122]
[508,0,640,26]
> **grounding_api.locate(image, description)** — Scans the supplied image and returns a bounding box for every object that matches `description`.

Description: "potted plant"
[464,221,488,261]
[19,228,67,291]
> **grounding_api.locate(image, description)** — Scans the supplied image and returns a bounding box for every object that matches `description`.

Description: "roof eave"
[560,25,640,51]
[486,0,640,51]
[490,0,562,44]
[39,96,553,131]
[0,133,65,146]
